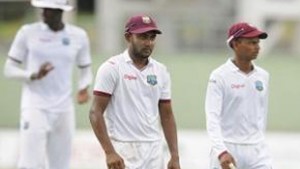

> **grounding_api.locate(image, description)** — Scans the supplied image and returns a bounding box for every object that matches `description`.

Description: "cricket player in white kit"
[205,22,272,169]
[89,15,180,169]
[3,0,92,169]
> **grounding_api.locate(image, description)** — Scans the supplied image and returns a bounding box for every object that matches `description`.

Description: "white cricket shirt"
[8,22,92,111]
[205,59,269,156]
[93,50,171,141]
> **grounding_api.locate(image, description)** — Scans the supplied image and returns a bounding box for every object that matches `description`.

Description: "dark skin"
[125,31,157,69]
[219,37,261,169]
[30,8,89,104]
[42,8,64,31]
[89,31,180,169]
[231,37,261,74]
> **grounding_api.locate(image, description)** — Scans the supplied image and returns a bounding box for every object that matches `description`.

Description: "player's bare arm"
[159,101,181,169]
[89,95,125,169]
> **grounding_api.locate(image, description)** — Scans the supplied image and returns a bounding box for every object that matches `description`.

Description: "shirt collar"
[226,58,257,73]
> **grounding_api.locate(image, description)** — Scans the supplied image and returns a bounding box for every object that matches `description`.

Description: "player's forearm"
[89,109,116,154]
[161,112,180,158]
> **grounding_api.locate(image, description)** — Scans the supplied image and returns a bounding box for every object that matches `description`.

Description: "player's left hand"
[77,87,90,104]
[167,156,181,169]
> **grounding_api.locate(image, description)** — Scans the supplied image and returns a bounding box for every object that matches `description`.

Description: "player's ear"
[124,32,132,42]
[231,39,240,49]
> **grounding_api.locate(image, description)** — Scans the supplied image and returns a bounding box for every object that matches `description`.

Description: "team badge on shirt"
[255,80,264,91]
[147,75,157,86]
[62,37,70,46]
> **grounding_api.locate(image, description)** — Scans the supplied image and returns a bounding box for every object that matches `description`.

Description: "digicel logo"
[124,74,137,80]
[231,84,245,89]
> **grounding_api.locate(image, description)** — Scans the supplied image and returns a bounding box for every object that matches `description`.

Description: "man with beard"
[205,22,272,169]
[89,15,181,169]
[3,0,92,169]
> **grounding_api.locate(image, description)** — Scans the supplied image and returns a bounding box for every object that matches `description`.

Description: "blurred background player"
[89,14,181,169]
[205,22,272,169]
[3,0,92,168]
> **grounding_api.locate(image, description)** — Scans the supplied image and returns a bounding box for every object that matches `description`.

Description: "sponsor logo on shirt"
[255,80,264,91]
[124,74,137,80]
[147,75,157,86]
[231,84,245,89]
[39,37,52,42]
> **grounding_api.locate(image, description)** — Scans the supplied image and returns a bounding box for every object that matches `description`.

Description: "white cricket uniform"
[205,59,272,169]
[93,50,171,169]
[6,22,92,169]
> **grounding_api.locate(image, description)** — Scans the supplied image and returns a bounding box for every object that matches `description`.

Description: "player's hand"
[167,155,181,169]
[106,152,125,169]
[31,62,54,80]
[77,87,90,104]
[219,151,236,169]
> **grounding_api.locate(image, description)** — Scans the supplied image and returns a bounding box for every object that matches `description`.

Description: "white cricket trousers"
[210,141,272,169]
[18,108,75,169]
[111,140,164,169]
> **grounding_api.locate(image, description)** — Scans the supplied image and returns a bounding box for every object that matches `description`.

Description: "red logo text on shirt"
[231,84,245,89]
[39,38,52,42]
[124,74,137,80]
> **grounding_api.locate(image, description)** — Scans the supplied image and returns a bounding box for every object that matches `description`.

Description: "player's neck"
[48,22,65,32]
[130,56,148,70]
[133,58,148,70]
[232,59,253,74]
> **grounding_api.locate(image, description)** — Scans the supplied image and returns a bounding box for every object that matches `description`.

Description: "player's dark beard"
[131,43,152,59]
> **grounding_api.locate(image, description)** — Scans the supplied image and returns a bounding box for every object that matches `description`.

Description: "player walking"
[89,14,181,169]
[205,22,272,169]
[3,0,92,169]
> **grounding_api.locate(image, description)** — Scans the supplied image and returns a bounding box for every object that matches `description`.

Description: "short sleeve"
[93,61,118,95]
[160,67,171,100]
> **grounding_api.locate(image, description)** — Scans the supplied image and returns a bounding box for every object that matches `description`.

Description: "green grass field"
[1,53,300,131]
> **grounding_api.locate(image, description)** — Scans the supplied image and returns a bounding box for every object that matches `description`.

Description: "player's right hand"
[106,152,125,169]
[31,62,54,80]
[77,87,90,104]
[219,151,236,169]
[167,155,181,169]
